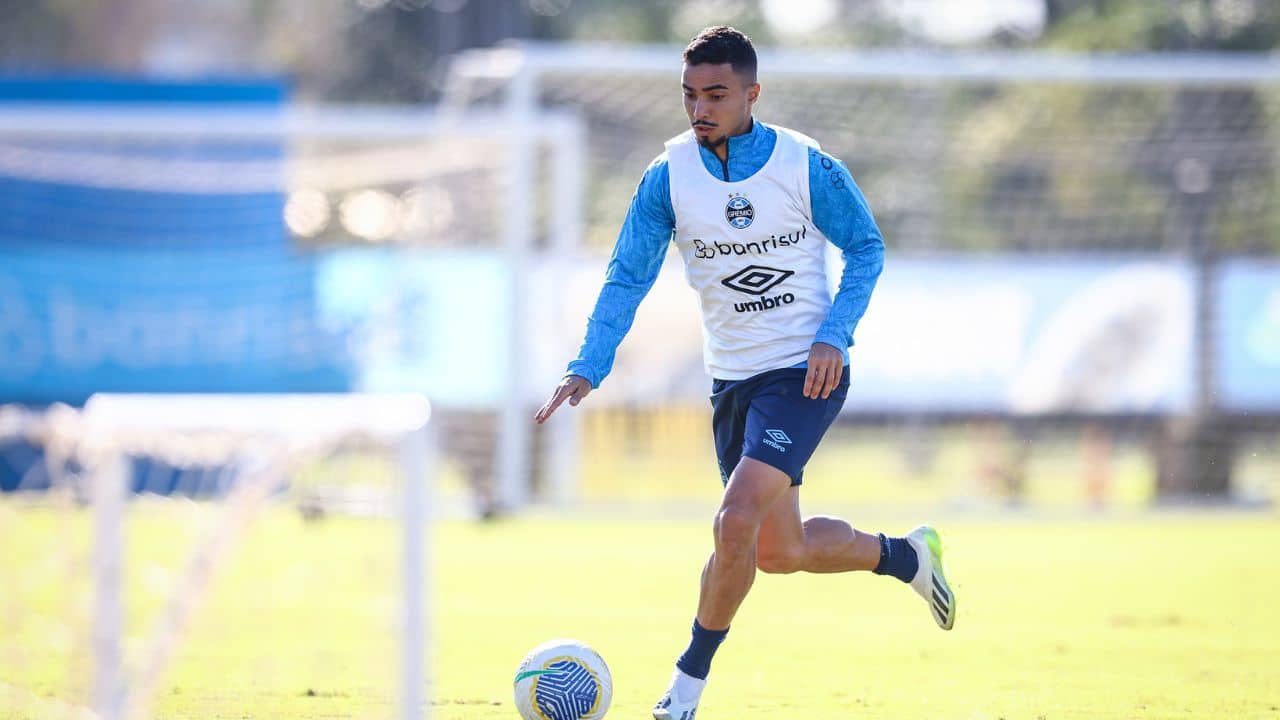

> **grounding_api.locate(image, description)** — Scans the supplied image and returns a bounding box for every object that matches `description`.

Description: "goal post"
[78,393,433,720]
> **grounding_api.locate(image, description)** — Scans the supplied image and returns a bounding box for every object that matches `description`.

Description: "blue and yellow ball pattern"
[513,639,612,720]
[531,657,601,720]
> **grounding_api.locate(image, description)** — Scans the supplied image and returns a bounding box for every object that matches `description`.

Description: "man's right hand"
[534,374,593,424]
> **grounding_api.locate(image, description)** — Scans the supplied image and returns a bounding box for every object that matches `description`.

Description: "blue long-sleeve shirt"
[568,119,885,387]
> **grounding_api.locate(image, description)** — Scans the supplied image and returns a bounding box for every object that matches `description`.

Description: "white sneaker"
[652,694,698,720]
[652,668,702,720]
[906,525,957,630]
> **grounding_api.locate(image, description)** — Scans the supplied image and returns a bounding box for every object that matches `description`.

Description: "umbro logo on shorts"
[763,428,792,453]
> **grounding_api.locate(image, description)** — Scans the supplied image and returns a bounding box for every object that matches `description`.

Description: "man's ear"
[747,82,761,106]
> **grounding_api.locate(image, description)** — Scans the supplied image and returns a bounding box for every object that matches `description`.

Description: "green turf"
[2,501,1278,719]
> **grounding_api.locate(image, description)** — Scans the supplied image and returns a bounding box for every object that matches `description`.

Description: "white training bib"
[666,124,833,380]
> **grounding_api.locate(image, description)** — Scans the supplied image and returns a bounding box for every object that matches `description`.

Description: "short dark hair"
[683,26,757,84]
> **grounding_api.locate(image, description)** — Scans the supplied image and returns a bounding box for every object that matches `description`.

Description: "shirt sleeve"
[808,146,885,351]
[566,155,676,388]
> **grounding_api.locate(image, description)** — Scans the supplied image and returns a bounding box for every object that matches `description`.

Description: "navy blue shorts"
[710,366,849,486]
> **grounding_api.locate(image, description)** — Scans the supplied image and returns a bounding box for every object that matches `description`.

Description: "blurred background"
[1,1,1279,719]
[0,0,1277,516]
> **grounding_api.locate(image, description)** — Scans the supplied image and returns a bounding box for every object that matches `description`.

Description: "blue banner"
[0,246,348,404]
[0,74,286,104]
[1218,260,1280,412]
[840,257,1197,414]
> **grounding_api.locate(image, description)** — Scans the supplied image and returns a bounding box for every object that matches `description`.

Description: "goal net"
[443,46,1280,510]
[0,393,432,720]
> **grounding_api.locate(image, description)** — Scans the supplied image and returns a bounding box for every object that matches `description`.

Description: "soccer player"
[534,26,956,719]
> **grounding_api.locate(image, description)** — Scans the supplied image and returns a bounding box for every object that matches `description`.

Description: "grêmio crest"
[725,193,754,229]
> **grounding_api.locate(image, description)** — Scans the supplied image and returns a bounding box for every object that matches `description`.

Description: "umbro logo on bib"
[721,265,793,296]
[722,265,797,314]
[725,194,754,229]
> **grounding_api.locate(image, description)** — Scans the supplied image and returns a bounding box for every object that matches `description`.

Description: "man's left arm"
[803,147,885,398]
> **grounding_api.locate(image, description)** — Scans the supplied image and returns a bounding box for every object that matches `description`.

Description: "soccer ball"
[512,638,613,720]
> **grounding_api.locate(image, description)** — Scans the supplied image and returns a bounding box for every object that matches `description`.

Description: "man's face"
[681,62,759,150]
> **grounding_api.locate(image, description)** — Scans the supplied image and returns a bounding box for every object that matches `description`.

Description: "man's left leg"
[754,481,958,629]
[740,368,957,630]
[754,482,881,574]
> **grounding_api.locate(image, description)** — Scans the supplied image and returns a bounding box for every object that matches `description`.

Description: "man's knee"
[713,504,759,556]
[714,458,790,557]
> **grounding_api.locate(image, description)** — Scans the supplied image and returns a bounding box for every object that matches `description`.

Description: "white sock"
[669,667,707,704]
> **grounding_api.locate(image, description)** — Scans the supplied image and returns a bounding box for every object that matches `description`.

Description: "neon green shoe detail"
[907,525,956,631]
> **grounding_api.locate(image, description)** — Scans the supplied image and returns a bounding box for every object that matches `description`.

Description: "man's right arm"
[565,155,676,388]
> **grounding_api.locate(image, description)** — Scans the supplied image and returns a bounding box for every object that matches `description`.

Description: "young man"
[534,26,956,719]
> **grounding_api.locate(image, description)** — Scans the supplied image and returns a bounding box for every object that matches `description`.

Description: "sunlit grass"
[2,498,1277,719]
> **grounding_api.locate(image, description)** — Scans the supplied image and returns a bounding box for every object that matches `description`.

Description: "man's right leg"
[697,457,792,627]
[654,457,791,720]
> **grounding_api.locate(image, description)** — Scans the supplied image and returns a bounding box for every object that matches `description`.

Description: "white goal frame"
[448,43,1280,86]
[78,393,433,720]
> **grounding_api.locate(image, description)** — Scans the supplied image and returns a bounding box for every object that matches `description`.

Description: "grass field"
[2,500,1278,719]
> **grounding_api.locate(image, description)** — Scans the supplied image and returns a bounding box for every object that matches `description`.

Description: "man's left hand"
[803,342,843,400]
